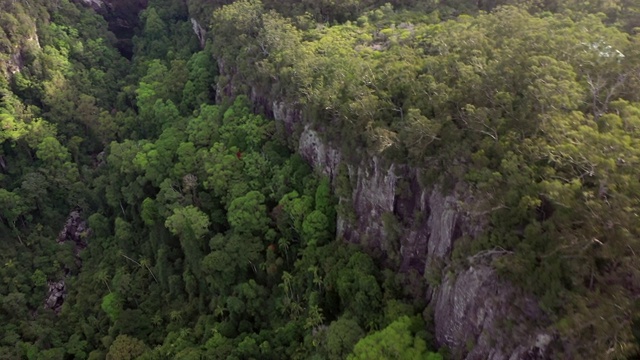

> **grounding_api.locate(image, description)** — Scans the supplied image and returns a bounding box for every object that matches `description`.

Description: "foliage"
[348,316,441,360]
[106,335,149,360]
[3,0,640,358]
[209,0,640,357]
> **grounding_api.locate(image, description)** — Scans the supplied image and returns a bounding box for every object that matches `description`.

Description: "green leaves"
[106,335,148,360]
[14,0,640,357]
[326,318,364,359]
[227,191,269,236]
[203,142,245,202]
[0,113,27,143]
[0,189,28,230]
[302,210,330,247]
[165,206,210,240]
[101,293,122,322]
[36,137,70,166]
[165,206,210,277]
[348,316,441,360]
[401,109,442,159]
[336,253,383,325]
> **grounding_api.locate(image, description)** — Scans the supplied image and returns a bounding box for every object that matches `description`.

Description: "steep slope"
[2,0,445,358]
[3,0,640,358]
[205,1,640,358]
[265,86,553,360]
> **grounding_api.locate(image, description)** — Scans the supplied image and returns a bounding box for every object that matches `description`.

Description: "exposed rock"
[4,34,40,77]
[298,126,341,181]
[78,0,105,10]
[191,18,206,49]
[0,155,7,172]
[7,52,24,75]
[217,52,555,358]
[46,211,91,313]
[93,150,107,169]
[425,190,459,268]
[216,59,243,103]
[44,280,66,314]
[57,210,90,252]
[346,157,397,248]
[268,97,553,359]
[434,261,551,360]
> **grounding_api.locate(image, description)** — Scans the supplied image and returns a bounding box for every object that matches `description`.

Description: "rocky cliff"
[2,27,40,77]
[270,98,553,359]
[79,3,554,356]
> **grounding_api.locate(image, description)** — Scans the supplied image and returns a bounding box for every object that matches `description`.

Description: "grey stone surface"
[219,54,555,360]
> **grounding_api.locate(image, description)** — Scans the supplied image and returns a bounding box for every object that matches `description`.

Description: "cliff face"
[75,3,553,356]
[2,29,40,78]
[434,263,552,360]
[271,98,553,359]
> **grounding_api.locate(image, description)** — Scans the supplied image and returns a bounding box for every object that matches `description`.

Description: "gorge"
[1,0,640,358]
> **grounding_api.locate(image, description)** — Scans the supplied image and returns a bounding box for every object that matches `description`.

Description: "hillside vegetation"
[1,0,640,359]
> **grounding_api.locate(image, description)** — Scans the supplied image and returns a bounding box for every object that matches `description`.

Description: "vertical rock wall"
[3,33,40,77]
[272,98,553,359]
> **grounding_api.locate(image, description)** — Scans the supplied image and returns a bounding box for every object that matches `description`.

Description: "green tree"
[101,293,122,322]
[227,191,269,236]
[0,189,29,238]
[348,316,441,360]
[326,317,364,360]
[106,335,149,360]
[165,205,210,276]
[302,210,331,247]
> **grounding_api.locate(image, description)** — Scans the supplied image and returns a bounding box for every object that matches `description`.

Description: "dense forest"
[1,0,640,359]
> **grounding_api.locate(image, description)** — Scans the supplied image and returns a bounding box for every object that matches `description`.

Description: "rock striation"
[267,96,554,359]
